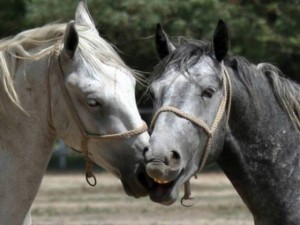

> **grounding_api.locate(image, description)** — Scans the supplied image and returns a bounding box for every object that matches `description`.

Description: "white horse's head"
[49,2,149,197]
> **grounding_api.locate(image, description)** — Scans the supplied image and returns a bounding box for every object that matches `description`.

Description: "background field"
[32,172,253,225]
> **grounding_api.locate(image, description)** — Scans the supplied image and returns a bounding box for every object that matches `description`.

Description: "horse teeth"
[153,178,169,184]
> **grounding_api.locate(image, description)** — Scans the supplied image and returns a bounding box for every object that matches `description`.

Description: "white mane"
[0,23,139,112]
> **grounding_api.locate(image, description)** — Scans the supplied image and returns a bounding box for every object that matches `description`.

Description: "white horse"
[0,2,149,225]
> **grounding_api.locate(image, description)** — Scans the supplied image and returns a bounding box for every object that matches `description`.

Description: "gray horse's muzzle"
[144,145,182,184]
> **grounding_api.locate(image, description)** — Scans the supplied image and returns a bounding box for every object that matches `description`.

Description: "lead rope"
[46,52,56,133]
[180,178,194,207]
[181,68,232,207]
[82,137,97,186]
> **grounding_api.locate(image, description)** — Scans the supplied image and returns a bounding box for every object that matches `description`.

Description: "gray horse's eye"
[87,98,101,107]
[201,88,215,98]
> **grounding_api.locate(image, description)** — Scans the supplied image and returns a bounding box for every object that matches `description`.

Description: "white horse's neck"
[0,57,56,225]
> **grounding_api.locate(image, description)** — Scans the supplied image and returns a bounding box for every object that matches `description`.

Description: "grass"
[31,172,253,225]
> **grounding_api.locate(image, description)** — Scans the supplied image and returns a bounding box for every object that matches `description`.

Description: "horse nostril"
[169,150,181,169]
[143,146,149,158]
[170,150,180,160]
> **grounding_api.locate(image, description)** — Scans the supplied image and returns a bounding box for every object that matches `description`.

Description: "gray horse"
[144,20,300,225]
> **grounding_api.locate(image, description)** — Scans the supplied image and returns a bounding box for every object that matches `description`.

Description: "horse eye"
[87,98,101,107]
[201,88,215,98]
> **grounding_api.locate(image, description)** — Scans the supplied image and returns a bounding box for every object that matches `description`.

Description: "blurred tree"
[1,0,298,104]
[226,1,300,81]
[25,0,77,25]
[0,0,26,37]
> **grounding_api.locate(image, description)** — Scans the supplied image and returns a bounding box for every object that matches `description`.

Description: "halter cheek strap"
[150,68,231,171]
[150,67,232,205]
[47,46,148,186]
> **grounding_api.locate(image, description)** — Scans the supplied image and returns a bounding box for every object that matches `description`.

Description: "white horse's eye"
[87,98,100,107]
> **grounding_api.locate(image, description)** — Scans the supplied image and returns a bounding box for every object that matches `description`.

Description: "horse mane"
[153,37,300,131]
[0,23,142,112]
[153,38,213,81]
[225,56,300,131]
[0,24,65,110]
[256,62,300,130]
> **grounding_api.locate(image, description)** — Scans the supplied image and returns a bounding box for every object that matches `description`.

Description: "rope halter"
[150,67,232,206]
[47,45,148,186]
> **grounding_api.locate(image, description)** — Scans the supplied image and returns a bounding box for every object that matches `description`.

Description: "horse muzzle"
[144,146,182,184]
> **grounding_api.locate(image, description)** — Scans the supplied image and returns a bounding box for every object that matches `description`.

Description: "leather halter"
[47,46,148,186]
[150,67,231,171]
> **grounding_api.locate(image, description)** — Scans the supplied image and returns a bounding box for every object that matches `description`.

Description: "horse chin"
[120,178,149,198]
[144,173,183,205]
[149,181,180,205]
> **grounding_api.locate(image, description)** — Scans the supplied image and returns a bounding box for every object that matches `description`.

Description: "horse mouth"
[138,172,183,205]
[149,179,178,205]
[121,178,149,198]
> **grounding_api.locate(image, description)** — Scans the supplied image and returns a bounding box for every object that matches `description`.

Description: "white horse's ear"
[75,1,99,34]
[63,21,79,59]
[155,23,176,59]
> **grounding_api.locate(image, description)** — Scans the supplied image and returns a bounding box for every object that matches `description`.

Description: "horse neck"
[0,55,55,144]
[0,55,55,225]
[217,67,300,224]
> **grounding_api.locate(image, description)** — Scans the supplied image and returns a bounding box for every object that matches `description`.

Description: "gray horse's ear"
[213,20,229,62]
[75,1,98,34]
[155,23,176,59]
[63,21,79,59]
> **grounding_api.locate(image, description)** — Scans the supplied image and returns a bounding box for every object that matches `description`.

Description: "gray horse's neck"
[0,58,55,225]
[217,68,300,225]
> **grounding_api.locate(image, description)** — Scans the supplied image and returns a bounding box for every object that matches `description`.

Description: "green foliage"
[0,0,26,37]
[1,0,299,95]
[25,0,77,25]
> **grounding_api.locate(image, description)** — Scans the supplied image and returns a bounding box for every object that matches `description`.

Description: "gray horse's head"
[144,21,229,204]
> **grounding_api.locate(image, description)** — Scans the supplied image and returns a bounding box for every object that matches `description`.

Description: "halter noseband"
[47,45,148,186]
[150,67,232,205]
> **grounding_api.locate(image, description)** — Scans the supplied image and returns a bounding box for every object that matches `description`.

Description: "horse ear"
[63,21,79,59]
[75,1,98,34]
[155,23,176,59]
[213,20,229,62]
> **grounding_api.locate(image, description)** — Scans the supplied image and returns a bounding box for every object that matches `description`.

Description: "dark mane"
[152,37,300,131]
[225,55,300,131]
[153,39,213,80]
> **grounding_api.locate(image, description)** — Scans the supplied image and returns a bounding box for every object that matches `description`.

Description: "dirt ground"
[31,172,253,225]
